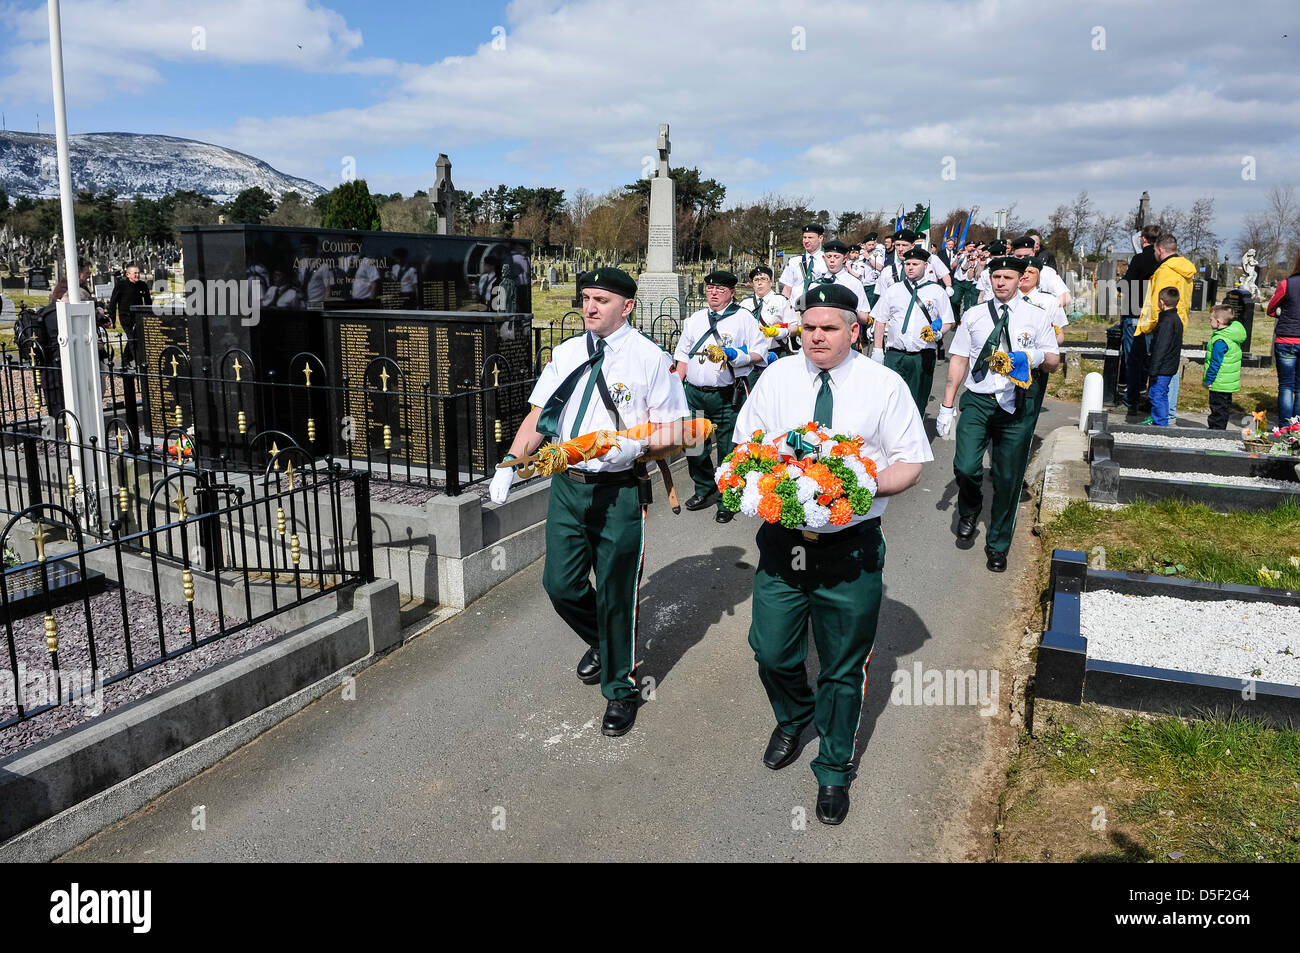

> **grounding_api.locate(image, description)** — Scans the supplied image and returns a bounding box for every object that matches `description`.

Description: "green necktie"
[813,369,833,428]
[537,335,605,439]
[972,303,1010,383]
[568,337,607,438]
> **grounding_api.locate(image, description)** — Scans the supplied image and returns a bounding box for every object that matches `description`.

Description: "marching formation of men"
[492,223,1067,825]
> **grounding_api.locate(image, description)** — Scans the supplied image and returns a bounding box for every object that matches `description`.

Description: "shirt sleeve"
[673,320,693,362]
[1268,280,1287,316]
[647,353,691,423]
[1037,313,1060,354]
[869,289,892,325]
[528,353,563,407]
[878,374,935,466]
[930,257,951,280]
[951,317,976,359]
[932,289,955,326]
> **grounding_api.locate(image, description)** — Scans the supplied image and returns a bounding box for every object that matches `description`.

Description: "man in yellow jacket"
[1136,234,1198,420]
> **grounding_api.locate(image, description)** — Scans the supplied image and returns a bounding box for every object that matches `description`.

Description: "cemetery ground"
[994,499,1300,862]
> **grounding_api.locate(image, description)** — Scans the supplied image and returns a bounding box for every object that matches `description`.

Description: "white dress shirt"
[871,279,955,352]
[735,350,933,524]
[779,249,829,295]
[950,296,1060,413]
[529,321,689,472]
[674,304,769,387]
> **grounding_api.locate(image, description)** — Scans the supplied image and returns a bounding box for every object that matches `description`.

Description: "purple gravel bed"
[1,584,286,760]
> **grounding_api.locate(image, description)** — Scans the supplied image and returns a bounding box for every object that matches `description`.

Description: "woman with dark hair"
[1265,250,1300,423]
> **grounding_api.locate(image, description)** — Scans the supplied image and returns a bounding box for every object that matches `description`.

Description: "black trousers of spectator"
[1207,391,1233,430]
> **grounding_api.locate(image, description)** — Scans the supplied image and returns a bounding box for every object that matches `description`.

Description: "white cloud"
[0,0,391,103]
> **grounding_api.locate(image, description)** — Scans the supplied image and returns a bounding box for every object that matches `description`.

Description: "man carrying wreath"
[732,282,932,825]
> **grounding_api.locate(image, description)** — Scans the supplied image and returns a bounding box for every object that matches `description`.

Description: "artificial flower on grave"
[1242,409,1269,439]
[715,426,878,530]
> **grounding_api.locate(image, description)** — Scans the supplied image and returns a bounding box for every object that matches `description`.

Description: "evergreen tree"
[321,180,382,230]
[227,186,276,225]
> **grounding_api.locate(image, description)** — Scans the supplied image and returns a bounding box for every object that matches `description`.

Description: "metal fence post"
[442,394,461,496]
[352,472,375,582]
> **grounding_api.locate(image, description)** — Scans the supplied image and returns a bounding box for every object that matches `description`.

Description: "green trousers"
[684,381,738,508]
[865,286,879,308]
[748,520,886,787]
[542,475,646,701]
[882,348,937,416]
[957,280,979,314]
[953,390,1037,556]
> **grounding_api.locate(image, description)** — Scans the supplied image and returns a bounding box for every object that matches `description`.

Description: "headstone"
[27,268,50,292]
[635,123,687,321]
[0,294,14,318]
[547,265,558,285]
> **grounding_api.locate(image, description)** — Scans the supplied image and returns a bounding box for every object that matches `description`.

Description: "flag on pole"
[915,204,931,234]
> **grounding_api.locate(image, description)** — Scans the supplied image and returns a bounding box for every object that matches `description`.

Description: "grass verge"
[996,707,1300,862]
[1042,498,1300,589]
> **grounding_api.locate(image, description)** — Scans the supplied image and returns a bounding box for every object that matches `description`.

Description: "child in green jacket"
[1203,304,1246,430]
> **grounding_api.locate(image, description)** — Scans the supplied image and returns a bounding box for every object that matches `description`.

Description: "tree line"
[3,176,1297,281]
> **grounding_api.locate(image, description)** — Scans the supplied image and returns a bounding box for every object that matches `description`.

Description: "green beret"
[864,232,878,242]
[579,267,637,298]
[988,255,1027,274]
[1025,256,1046,270]
[986,240,1008,255]
[896,228,918,243]
[749,265,774,279]
[803,223,826,235]
[1010,235,1036,251]
[901,247,930,262]
[704,269,737,288]
[823,239,849,254]
[797,282,859,313]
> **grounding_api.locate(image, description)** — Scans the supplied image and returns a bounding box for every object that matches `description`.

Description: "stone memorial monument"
[1240,249,1259,296]
[635,124,686,322]
[433,154,457,236]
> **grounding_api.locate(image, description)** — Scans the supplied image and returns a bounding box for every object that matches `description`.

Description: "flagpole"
[47,0,80,301]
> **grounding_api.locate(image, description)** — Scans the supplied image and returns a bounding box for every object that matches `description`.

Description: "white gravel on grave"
[1120,467,1300,490]
[1081,590,1300,686]
[1113,432,1247,452]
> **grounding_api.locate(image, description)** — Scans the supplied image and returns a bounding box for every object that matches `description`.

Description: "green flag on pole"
[915,204,931,234]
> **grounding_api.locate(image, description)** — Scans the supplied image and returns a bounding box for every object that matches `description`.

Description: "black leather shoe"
[601,698,638,737]
[816,785,850,825]
[576,647,601,684]
[762,725,803,770]
[684,491,720,511]
[956,513,978,540]
[986,550,1008,572]
[714,508,735,523]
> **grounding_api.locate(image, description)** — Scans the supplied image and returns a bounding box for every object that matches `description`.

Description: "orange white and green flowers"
[715,424,879,530]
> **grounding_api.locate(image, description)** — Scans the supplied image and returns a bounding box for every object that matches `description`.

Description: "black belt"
[886,347,923,355]
[768,517,880,545]
[562,467,637,486]
[686,381,736,394]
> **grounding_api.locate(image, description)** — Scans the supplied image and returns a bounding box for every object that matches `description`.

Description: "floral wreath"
[715,424,878,530]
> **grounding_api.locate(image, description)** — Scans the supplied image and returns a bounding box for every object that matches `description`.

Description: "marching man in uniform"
[779,223,829,303]
[741,265,795,379]
[869,247,955,417]
[490,267,690,737]
[936,256,1060,573]
[734,282,931,825]
[675,270,768,523]
[819,239,872,327]
[858,232,884,308]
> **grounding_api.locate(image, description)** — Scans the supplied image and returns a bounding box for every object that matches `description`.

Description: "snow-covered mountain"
[0,131,326,202]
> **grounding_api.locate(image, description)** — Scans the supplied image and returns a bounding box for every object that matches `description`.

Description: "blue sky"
[2,0,1299,250]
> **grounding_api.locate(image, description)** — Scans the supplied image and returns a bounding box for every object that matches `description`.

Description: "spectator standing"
[1202,304,1246,430]
[107,263,152,367]
[1265,251,1300,423]
[1147,286,1184,427]
[1137,234,1196,418]
[1121,225,1161,417]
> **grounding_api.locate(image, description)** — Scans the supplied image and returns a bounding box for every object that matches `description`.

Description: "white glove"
[600,436,646,469]
[1025,347,1045,369]
[489,461,517,504]
[936,404,955,437]
[774,325,790,341]
[947,286,956,297]
[870,349,885,364]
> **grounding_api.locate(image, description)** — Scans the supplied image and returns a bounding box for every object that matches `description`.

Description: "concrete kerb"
[1033,550,1300,731]
[0,577,400,858]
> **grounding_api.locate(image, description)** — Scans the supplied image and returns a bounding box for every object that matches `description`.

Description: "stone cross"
[433,153,457,235]
[656,124,670,178]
